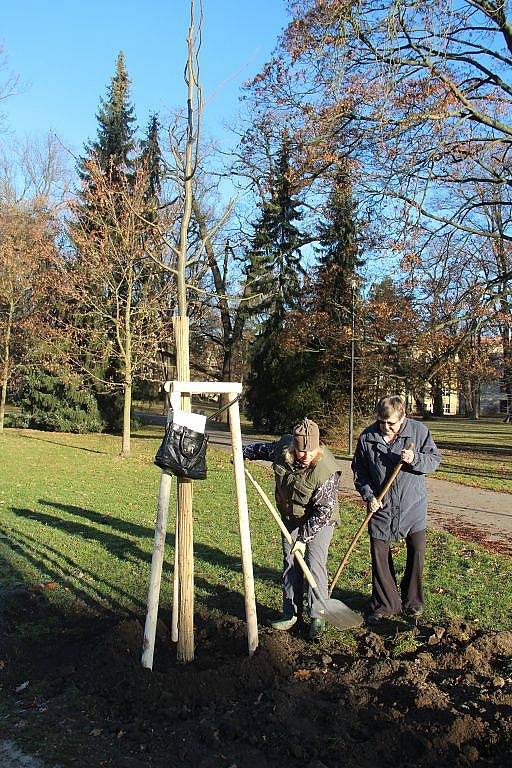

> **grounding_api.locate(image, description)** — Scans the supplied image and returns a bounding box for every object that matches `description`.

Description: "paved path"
[335,460,512,555]
[141,412,511,554]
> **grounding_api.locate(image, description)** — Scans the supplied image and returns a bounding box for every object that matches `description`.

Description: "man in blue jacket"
[352,395,441,622]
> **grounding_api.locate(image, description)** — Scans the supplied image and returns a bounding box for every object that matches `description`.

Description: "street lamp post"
[348,279,357,456]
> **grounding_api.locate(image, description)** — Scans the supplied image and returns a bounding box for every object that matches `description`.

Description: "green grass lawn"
[332,416,512,493]
[426,417,512,492]
[132,401,512,493]
[0,426,511,646]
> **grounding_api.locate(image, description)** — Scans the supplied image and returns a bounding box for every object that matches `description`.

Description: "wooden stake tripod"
[141,380,258,669]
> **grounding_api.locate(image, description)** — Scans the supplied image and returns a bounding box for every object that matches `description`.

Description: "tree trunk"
[216,345,235,423]
[472,383,481,420]
[121,378,132,455]
[0,299,14,433]
[503,321,512,419]
[431,378,443,417]
[120,270,133,456]
[413,387,427,417]
[173,0,200,664]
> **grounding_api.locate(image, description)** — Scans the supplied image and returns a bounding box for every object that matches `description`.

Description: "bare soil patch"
[1,587,511,768]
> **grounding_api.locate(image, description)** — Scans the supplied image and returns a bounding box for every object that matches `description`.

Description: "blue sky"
[1,1,290,158]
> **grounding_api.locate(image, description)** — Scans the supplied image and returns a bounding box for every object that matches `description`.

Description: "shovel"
[328,442,415,596]
[244,467,363,630]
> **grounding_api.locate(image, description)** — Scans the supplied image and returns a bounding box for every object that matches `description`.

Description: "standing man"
[243,418,341,640]
[351,395,441,622]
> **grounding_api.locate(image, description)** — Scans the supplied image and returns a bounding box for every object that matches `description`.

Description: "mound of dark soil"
[1,590,511,768]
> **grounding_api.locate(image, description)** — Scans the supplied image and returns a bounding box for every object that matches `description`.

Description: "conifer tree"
[140,114,162,223]
[73,52,138,433]
[316,172,362,324]
[246,131,304,326]
[245,131,309,427]
[79,51,136,183]
[303,170,364,413]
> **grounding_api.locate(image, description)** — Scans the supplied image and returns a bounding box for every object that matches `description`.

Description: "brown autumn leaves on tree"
[0,134,67,433]
[0,201,58,432]
[244,0,512,413]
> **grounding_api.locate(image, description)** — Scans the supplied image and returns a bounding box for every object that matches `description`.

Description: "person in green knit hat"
[243,417,341,640]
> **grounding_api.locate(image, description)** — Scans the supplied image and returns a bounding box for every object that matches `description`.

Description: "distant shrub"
[18,368,105,434]
[3,412,30,429]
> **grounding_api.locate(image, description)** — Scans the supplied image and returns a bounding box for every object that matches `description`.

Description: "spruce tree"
[79,51,136,184]
[308,170,364,411]
[74,52,138,432]
[316,171,362,324]
[247,132,304,325]
[140,114,162,215]
[245,131,309,427]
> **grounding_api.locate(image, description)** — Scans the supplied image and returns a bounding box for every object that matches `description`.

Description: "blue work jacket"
[351,418,441,541]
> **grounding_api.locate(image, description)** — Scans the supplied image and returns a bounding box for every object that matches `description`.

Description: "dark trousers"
[281,520,333,620]
[370,529,426,616]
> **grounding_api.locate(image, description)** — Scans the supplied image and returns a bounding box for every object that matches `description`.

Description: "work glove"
[291,539,306,557]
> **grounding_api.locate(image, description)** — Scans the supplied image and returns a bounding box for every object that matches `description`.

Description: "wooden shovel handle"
[328,442,414,596]
[243,467,321,593]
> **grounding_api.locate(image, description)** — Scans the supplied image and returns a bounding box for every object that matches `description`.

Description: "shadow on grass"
[0,521,142,615]
[4,500,367,627]
[439,463,512,481]
[18,432,107,454]
[3,501,283,619]
[435,440,512,455]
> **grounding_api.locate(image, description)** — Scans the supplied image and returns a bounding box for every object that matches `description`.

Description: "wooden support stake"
[171,496,179,642]
[229,394,259,656]
[142,470,173,670]
[174,316,195,663]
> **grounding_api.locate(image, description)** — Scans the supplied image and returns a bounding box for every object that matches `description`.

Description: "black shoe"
[405,605,423,618]
[367,611,396,624]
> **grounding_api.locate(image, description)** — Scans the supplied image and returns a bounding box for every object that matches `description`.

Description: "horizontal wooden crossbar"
[163,380,243,395]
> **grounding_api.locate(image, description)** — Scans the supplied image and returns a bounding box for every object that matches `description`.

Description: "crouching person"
[243,418,341,640]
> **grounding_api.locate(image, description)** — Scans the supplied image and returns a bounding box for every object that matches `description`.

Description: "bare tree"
[67,157,173,456]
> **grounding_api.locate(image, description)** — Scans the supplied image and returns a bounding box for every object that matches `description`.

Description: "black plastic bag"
[154,413,208,479]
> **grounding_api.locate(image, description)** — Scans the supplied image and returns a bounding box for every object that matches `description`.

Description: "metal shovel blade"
[313,596,364,630]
